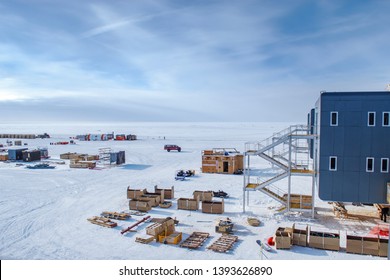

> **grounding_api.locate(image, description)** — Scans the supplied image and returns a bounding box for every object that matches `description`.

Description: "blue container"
[8,148,28,160]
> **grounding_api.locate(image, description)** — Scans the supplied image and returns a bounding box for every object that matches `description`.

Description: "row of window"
[329,156,389,172]
[330,112,390,126]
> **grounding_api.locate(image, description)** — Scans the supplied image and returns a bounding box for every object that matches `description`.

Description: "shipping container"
[22,150,41,162]
[8,148,28,160]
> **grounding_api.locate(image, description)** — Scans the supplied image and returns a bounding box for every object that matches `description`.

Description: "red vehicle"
[164,144,181,152]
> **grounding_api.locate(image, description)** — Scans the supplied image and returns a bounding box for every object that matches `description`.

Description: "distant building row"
[75,134,137,141]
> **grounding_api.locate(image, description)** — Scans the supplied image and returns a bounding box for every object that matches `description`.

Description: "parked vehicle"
[164,144,181,152]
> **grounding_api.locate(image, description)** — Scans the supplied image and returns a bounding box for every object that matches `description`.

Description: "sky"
[0,0,389,122]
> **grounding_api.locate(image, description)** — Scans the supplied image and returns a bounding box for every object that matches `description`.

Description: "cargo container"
[8,148,28,160]
[22,150,41,162]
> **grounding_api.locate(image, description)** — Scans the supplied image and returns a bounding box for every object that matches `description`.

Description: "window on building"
[330,112,338,126]
[368,112,375,126]
[383,112,389,127]
[366,157,374,172]
[381,158,389,173]
[329,156,337,171]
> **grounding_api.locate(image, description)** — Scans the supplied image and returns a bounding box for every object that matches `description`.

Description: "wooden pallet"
[135,235,155,244]
[180,232,210,249]
[100,211,131,220]
[207,235,238,253]
[87,216,117,228]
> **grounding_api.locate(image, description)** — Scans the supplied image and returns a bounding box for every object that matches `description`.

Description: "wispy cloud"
[0,0,389,122]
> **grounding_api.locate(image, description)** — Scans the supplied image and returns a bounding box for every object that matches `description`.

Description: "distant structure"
[310,91,390,204]
[202,148,243,174]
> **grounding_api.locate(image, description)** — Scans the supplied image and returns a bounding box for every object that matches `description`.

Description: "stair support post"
[287,135,292,212]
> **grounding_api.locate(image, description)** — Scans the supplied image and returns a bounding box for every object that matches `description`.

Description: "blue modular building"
[8,148,28,160]
[310,91,390,204]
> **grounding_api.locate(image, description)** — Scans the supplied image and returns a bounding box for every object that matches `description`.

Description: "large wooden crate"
[283,194,312,210]
[146,219,175,238]
[309,228,340,251]
[292,224,308,247]
[346,235,388,257]
[346,235,364,255]
[362,236,380,256]
[275,232,291,249]
[202,199,224,214]
[177,197,199,211]
[193,190,213,202]
[138,195,161,207]
[127,187,146,199]
[129,199,152,212]
[70,161,96,168]
[0,154,8,161]
[379,238,388,257]
[154,185,174,199]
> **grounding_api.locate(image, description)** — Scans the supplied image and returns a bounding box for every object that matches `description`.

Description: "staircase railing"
[245,125,309,153]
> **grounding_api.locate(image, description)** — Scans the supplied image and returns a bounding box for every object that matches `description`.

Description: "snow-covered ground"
[0,122,387,260]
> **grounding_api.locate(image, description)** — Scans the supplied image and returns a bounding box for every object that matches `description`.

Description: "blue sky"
[0,0,389,122]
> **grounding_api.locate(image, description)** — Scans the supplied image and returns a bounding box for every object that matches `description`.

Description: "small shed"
[8,148,28,160]
[22,150,41,162]
[110,151,125,165]
[201,148,243,174]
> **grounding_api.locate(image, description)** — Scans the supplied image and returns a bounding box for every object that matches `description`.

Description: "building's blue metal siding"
[318,91,390,203]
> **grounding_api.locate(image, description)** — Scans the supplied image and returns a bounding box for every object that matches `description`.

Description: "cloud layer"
[0,0,389,122]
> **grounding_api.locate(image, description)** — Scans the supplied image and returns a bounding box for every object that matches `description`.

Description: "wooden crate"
[275,231,291,249]
[309,229,340,251]
[193,190,213,202]
[202,199,224,214]
[154,185,174,199]
[138,195,161,207]
[135,235,155,244]
[292,224,308,247]
[346,235,364,254]
[69,161,96,168]
[362,236,379,256]
[146,220,175,237]
[127,187,146,199]
[129,199,152,212]
[379,238,388,257]
[177,197,199,211]
[0,154,8,161]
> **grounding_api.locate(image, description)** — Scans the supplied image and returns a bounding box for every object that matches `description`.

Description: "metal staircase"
[243,125,317,216]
